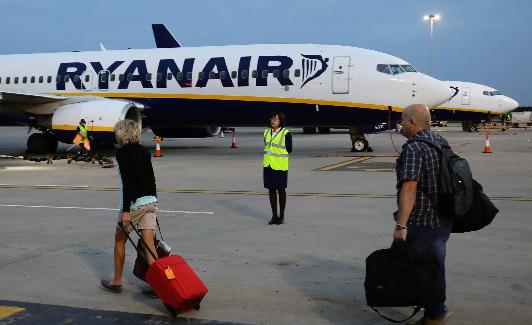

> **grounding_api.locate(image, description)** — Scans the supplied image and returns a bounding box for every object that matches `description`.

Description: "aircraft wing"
[0,91,68,105]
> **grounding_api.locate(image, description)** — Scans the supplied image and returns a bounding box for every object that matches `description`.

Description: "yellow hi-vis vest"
[263,128,290,171]
[78,125,88,139]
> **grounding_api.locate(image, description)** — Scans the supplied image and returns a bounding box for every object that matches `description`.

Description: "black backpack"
[415,138,498,233]
[415,138,474,219]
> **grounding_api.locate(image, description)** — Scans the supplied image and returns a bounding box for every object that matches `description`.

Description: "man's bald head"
[403,104,431,129]
[400,104,432,138]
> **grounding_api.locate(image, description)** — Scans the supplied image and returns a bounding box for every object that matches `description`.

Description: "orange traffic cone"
[154,136,163,157]
[230,130,238,148]
[483,134,492,153]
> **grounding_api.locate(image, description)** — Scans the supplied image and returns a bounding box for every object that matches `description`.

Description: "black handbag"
[365,243,445,323]
[131,218,171,282]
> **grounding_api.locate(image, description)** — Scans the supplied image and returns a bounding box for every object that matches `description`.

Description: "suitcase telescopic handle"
[118,222,158,264]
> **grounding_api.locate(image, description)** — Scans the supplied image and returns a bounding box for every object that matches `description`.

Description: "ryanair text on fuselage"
[56,54,329,91]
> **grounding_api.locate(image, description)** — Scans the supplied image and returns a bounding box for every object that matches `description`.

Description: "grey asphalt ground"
[0,125,531,324]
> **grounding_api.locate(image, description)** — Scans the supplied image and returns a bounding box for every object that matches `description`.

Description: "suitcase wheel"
[164,304,178,318]
[194,304,200,311]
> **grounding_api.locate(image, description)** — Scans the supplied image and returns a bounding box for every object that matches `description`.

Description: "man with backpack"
[393,104,453,324]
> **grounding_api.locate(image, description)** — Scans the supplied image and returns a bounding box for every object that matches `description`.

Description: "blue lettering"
[157,58,195,88]
[256,56,293,87]
[237,56,251,87]
[195,57,234,88]
[56,62,87,90]
[90,61,124,90]
[118,60,153,89]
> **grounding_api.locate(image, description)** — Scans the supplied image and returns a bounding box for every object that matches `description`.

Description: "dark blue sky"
[1,0,530,105]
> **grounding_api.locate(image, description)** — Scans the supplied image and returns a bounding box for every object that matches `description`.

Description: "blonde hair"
[114,119,141,145]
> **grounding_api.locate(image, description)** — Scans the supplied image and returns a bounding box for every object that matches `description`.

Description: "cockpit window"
[377,64,417,75]
[483,90,502,96]
[389,65,405,75]
[377,64,391,74]
[401,65,417,72]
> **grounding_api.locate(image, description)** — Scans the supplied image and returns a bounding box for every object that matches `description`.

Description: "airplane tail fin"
[152,24,182,48]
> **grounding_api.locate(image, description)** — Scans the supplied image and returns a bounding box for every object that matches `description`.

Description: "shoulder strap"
[413,138,442,151]
[410,138,441,202]
[156,218,164,241]
[370,306,422,323]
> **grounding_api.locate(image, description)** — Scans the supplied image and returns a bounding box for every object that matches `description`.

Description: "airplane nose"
[422,77,454,108]
[499,97,519,113]
[506,98,519,112]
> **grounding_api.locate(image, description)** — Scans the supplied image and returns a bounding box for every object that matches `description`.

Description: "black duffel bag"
[452,179,499,233]
[365,243,445,323]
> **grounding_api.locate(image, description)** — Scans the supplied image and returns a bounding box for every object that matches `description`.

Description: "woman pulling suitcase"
[101,119,159,295]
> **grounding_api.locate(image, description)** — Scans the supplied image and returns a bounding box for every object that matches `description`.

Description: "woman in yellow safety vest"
[74,119,91,154]
[263,111,292,225]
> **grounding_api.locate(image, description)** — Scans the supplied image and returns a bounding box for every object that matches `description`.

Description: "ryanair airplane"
[0,41,453,153]
[433,81,518,131]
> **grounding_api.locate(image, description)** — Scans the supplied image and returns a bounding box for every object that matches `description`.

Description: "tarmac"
[0,124,531,324]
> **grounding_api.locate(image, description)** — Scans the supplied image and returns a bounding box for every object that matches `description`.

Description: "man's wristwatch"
[395,223,408,230]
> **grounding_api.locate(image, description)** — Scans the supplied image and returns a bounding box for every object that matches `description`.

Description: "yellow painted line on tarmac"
[0,305,25,319]
[317,157,371,171]
[0,184,531,201]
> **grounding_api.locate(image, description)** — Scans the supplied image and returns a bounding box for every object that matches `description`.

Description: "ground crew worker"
[263,111,292,225]
[73,119,91,155]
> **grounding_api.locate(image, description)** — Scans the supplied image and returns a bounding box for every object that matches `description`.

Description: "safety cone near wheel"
[154,136,163,157]
[483,133,492,153]
[230,129,237,149]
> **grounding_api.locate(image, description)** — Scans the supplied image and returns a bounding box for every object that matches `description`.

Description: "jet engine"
[28,99,142,153]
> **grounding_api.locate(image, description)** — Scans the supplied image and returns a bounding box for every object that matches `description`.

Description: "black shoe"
[101,279,122,293]
[276,217,284,225]
[268,216,279,225]
[142,289,158,299]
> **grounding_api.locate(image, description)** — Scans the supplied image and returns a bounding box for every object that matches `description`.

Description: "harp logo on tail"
[300,54,329,88]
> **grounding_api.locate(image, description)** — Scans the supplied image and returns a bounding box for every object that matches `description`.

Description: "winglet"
[99,42,107,51]
[152,24,182,48]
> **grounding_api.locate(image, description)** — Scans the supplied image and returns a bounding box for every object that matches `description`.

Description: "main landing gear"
[27,132,58,154]
[461,120,478,132]
[349,126,372,152]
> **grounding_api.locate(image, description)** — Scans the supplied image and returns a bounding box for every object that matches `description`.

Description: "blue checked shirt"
[395,128,451,228]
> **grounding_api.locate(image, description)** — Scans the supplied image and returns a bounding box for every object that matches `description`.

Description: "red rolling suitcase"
[146,255,208,317]
[120,223,208,317]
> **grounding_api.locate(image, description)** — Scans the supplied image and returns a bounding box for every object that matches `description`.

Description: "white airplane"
[0,40,452,153]
[433,81,518,131]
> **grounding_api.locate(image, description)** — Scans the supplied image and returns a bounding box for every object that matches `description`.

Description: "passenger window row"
[376,64,417,75]
[0,75,54,85]
[0,69,302,85]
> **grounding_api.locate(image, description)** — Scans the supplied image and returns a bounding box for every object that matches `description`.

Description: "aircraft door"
[461,87,471,105]
[98,70,110,91]
[332,56,350,94]
[81,71,94,92]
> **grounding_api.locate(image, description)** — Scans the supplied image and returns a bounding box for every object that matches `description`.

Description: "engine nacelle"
[49,99,142,143]
[152,126,221,138]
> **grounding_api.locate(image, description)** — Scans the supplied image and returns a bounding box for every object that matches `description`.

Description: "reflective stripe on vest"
[263,128,289,171]
[78,125,88,138]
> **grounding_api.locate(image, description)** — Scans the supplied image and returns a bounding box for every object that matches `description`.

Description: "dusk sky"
[1,0,530,105]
